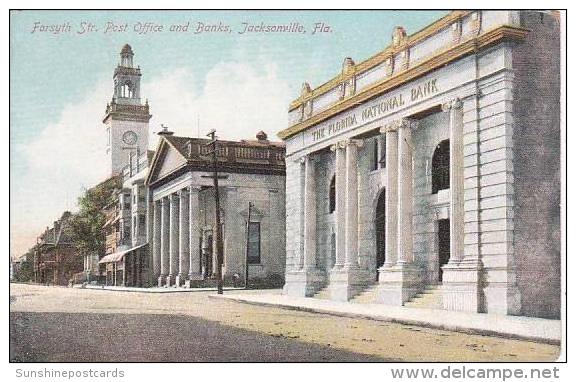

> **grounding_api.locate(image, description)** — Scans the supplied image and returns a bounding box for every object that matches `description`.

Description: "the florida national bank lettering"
[313,79,439,142]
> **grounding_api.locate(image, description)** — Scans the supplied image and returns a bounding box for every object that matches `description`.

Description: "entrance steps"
[313,282,376,301]
[350,283,380,304]
[404,284,443,309]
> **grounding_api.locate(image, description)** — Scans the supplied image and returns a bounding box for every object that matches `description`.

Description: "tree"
[14,260,34,282]
[69,176,121,257]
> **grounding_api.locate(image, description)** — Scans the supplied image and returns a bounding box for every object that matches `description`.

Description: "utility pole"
[244,201,252,289]
[205,129,224,295]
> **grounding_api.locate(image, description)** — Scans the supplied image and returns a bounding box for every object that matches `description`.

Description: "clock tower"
[103,44,151,176]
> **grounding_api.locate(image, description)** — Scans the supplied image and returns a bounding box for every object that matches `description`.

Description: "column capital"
[345,138,363,148]
[161,197,169,206]
[442,97,463,112]
[330,140,347,151]
[188,185,201,192]
[177,188,188,196]
[170,193,180,201]
[382,118,417,132]
[299,154,315,164]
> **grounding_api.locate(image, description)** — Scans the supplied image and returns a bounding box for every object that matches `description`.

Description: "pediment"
[147,139,188,184]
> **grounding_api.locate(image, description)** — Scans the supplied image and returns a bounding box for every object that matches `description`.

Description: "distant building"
[34,212,83,285]
[145,129,287,287]
[99,152,154,286]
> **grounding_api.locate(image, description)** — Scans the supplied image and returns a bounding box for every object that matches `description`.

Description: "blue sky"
[10,10,446,256]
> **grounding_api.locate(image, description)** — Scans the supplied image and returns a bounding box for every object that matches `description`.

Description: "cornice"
[278,25,528,140]
[288,11,469,112]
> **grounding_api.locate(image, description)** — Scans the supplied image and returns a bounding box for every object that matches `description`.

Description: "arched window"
[432,140,450,194]
[329,175,336,213]
[121,82,133,98]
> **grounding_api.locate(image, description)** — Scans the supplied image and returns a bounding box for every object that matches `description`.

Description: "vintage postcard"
[8,7,566,376]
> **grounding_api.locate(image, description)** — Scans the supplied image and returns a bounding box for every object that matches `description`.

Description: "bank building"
[280,11,560,319]
[145,129,287,287]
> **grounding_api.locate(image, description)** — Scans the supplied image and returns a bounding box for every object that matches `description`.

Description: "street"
[10,284,560,362]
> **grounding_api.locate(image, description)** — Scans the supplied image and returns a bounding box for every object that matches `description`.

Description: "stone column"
[303,155,317,270]
[330,141,346,268]
[329,139,371,302]
[177,189,189,286]
[445,98,465,263]
[159,197,170,286]
[152,200,161,280]
[397,120,414,264]
[441,97,486,313]
[382,126,398,267]
[188,186,202,283]
[283,155,323,297]
[344,139,363,268]
[376,119,422,305]
[167,193,180,286]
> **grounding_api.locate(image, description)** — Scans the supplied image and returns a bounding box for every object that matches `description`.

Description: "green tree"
[69,176,121,257]
[14,260,34,282]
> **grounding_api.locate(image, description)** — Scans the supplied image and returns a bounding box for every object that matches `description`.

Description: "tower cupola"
[120,44,134,68]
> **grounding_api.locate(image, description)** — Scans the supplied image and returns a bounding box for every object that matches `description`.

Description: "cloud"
[10,79,110,257]
[10,59,292,257]
[145,59,291,148]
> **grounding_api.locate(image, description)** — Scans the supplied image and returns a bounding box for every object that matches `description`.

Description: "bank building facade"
[280,11,560,319]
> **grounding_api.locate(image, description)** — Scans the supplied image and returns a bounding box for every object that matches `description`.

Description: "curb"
[209,294,561,345]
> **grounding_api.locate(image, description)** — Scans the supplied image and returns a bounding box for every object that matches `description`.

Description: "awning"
[99,243,148,264]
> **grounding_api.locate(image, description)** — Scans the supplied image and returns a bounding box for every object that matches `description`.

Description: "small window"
[432,140,450,194]
[247,222,261,264]
[329,176,336,213]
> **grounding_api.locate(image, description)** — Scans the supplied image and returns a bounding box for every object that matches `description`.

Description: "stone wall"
[511,12,561,319]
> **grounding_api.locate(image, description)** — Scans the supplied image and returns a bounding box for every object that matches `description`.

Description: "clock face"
[122,131,138,145]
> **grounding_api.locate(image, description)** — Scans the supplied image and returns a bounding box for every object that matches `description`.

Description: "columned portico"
[376,118,423,305]
[344,139,361,268]
[188,186,202,284]
[176,189,189,286]
[331,142,346,268]
[158,197,169,286]
[303,155,317,270]
[381,126,398,268]
[167,193,180,286]
[329,139,372,301]
[441,98,485,312]
[283,155,324,297]
[152,200,161,281]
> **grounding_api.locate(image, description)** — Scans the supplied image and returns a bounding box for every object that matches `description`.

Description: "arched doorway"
[375,190,386,270]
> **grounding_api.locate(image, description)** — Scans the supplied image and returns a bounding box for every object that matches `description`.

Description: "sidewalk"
[209,293,562,345]
[80,284,246,293]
